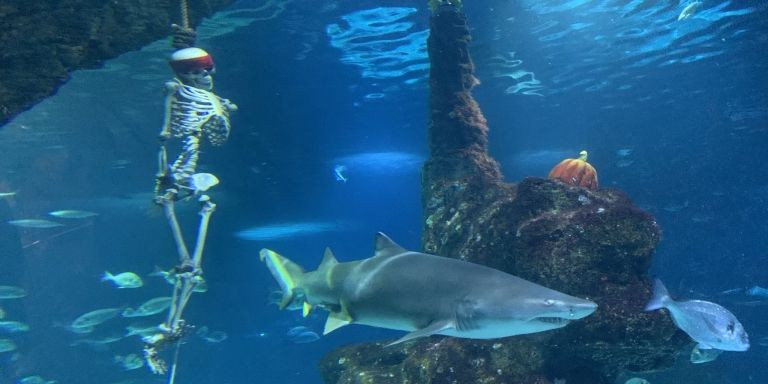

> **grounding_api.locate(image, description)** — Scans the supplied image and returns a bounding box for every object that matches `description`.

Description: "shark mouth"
[536,317,571,325]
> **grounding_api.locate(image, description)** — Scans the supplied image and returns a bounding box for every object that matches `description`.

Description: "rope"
[180,0,190,29]
[167,338,183,384]
[172,0,196,49]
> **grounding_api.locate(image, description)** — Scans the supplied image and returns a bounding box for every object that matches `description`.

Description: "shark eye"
[544,299,555,306]
[727,322,735,334]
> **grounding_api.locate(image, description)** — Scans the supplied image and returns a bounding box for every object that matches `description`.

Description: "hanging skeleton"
[157,48,236,195]
[147,47,236,375]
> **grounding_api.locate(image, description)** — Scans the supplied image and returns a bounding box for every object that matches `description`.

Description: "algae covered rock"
[320,337,548,384]
[0,0,235,124]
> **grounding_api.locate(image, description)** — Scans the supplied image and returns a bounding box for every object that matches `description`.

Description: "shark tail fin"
[644,278,671,311]
[260,249,305,310]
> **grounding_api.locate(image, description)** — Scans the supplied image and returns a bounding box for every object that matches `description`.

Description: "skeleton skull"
[177,67,215,91]
[169,47,216,91]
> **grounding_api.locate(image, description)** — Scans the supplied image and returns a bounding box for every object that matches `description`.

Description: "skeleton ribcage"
[168,85,232,146]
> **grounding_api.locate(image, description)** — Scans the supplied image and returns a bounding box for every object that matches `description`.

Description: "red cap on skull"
[169,47,215,74]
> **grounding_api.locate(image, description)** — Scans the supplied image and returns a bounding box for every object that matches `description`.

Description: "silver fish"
[125,323,163,338]
[0,320,30,333]
[71,307,123,329]
[196,326,228,343]
[261,232,597,345]
[65,324,95,334]
[645,279,749,351]
[7,219,63,229]
[114,353,144,370]
[290,330,320,344]
[0,285,27,299]
[70,335,123,347]
[678,1,703,21]
[48,210,99,219]
[122,297,172,317]
[690,344,722,364]
[19,377,43,384]
[0,338,16,352]
[201,330,228,343]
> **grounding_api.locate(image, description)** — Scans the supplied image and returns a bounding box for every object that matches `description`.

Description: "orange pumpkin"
[548,150,598,190]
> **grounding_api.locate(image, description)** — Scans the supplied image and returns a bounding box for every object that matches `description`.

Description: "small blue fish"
[645,279,749,351]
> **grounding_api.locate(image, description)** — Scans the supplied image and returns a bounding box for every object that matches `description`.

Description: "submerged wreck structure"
[319,5,688,384]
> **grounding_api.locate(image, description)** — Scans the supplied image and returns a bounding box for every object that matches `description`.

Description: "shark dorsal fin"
[323,310,352,335]
[374,232,407,258]
[318,247,338,270]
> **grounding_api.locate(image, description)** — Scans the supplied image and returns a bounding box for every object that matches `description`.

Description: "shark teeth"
[537,317,570,325]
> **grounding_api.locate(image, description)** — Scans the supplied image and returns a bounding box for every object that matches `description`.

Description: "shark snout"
[567,299,598,319]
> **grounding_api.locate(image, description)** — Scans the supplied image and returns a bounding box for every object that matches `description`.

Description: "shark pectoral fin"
[323,311,352,335]
[278,294,295,311]
[385,320,453,347]
[302,302,313,317]
[454,299,479,331]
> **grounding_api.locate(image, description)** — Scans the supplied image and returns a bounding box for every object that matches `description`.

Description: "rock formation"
[319,5,689,384]
[0,0,234,125]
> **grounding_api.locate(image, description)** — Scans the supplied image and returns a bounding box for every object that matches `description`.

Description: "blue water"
[0,0,766,383]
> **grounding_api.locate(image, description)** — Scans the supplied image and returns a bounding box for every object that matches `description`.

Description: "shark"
[260,232,598,345]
